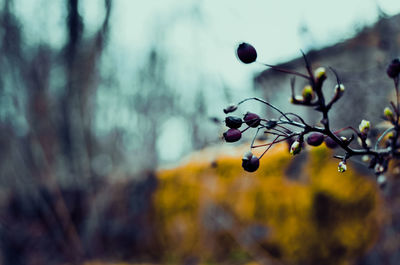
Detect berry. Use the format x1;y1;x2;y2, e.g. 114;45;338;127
306;132;324;146
265;119;278;129
324;136;339;149
386;58;400;78
237;43;257;64
244;112;261;127
225;116;243;129
223;128;242;142
242;154;260;172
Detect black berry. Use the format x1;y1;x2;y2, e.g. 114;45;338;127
242;155;260;172
225;116;243;129
237;43;257;64
387;58;400;78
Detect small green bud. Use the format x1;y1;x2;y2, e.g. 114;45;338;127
302;85;314;102
384;107;394;121
359;120;371;135
314;67;326;81
338;161;347;173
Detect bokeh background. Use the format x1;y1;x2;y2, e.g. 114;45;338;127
1;0;400;264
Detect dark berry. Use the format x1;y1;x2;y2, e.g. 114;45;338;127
324;136;339;149
237;43;257;64
387;58;400;78
265;119;278;129
223;128;242;142
244;112;261;127
242;155;260;172
306;132;324;146
225;116;243;129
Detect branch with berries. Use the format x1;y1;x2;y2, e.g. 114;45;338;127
222;42;400;188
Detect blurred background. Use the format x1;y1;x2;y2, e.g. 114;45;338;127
1;0;400;264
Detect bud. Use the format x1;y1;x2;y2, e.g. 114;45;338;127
290;140;301;155
377;174;387;188
334;84;345;98
223;104;238;114
338;161;347;173
306;132;324;146
237;42;257;64
244;112;261;127
358;120;371;134
386;58;400;79
362;155;370;163
242;151;253;161
242;154;260;172
374;164;385;174
384;107;394;121
358;120;370;135
302;85;314;102
290;95;305;104
223;128;242;143
225;116;243;129
314;67;327;82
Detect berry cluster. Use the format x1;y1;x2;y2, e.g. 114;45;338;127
222;42;400;188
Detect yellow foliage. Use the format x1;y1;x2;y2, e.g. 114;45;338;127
154;142;384;265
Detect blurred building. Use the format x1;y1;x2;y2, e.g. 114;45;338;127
254;13;400;130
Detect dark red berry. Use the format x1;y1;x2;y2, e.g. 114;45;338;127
306;132;324;146
223;128;242;142
244;112;261;127
242;155;260;172
237;43;257;64
387;58;400;78
324;136;339;149
225;116;243;129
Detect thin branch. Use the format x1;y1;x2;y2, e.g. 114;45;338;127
261;63;310;80
238;97;291;121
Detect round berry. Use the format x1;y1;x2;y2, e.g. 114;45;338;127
242;155;259;172
223;128;242;143
306;132;324;146
244;112;261;127
237;43;257;64
225;116;243;129
324;136;339;149
387;58;400;78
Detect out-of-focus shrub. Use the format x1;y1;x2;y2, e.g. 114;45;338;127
155;142;384;265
